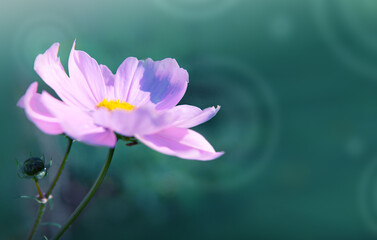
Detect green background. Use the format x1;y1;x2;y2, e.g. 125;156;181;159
2;0;377;239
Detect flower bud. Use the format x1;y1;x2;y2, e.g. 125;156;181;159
21;157;47;179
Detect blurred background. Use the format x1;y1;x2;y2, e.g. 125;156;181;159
1;0;377;239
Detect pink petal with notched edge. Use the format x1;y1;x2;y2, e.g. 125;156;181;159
93;106;179;137
100;64;115;99
114;57;147;105
169;105;221;128
68;41;106;104
34;43;96;110
137;58;188;110
39;91;117;147
113;57;188;109
135;127;224;160
17;82;63;135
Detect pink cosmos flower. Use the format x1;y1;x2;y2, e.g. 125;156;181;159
18;42;223;160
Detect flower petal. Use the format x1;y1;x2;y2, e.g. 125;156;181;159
68;41;106;104
138;58;188;110
17;82;63;135
135;127;224;160
114;58;188;109
93;106;178;137
40;92;117;147
114;57;147;105
169;105;221;128
34;42;96;110
100;64;115;99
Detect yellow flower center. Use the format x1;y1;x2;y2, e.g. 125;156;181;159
97;99;136;111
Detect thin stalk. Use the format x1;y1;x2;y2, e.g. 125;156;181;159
46;138;73;198
28;178;46;239
52;147;116;240
33;178;43;199
27;204;46;240
26;137;73;240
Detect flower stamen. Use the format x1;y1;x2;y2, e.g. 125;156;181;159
97;99;135;111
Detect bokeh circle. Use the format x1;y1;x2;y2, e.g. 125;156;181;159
176;56;280;191
12;14;74;78
313;0;377;79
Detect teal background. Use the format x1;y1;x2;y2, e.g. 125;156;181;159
2;0;377;239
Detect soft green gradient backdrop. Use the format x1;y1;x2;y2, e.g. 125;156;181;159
1;0;377;239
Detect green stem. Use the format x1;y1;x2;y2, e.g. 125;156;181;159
46;138;73;198
27;204;46;240
26;137;73;240
52;147;116;240
28;178;45;240
33;178;43;199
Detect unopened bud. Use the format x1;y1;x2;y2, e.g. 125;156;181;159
21;157;47;179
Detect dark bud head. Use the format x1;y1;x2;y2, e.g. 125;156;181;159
21;157;47;179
